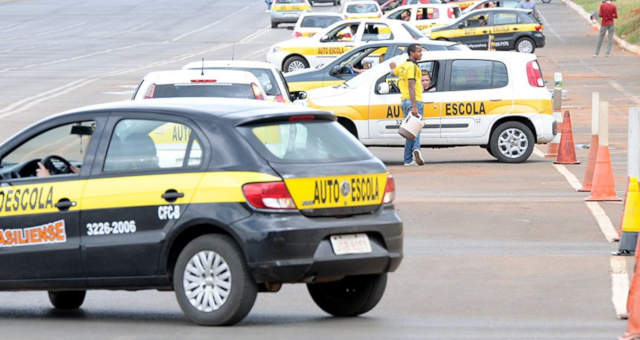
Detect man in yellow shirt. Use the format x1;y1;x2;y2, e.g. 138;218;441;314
390;44;424;166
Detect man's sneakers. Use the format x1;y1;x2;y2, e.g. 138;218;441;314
404;161;417;166
413;149;424;166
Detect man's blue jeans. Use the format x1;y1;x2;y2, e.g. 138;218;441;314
401;99;423;164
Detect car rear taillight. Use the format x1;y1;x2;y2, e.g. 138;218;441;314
535;25;542;32
275;94;286;103
526;60;544;87
251;82;265;100
191;79;216;83
294;31;303;38
242;182;296;210
448;8;454;18
143;83;156;99
383;175;395;204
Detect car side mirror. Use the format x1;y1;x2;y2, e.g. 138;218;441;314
458;23;465;29
330;65;342;75
320;35;330;42
294;91;308;101
377;82;390;94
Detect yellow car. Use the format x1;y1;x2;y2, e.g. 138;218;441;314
430;8;545;53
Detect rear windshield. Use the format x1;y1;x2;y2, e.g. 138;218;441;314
153;84;255;99
244;121;372;163
347;4;378;13
518;12;539;24
301;16;342;28
200;67;281;97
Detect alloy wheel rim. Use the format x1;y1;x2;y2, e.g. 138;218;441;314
497;128;528;158
183;250;231;312
288;60;306;72
518;40;533;53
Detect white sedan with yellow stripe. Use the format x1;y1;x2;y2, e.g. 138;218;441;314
383;3;461;33
304;50;556;162
341;1;383;19
267;18;425;73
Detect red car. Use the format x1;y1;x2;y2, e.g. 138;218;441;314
380;0;442;13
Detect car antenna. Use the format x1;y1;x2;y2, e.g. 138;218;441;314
201;57;205;76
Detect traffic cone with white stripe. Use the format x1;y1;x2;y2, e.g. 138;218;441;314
554;111;580;164
614;178;640;256
586;102;621;201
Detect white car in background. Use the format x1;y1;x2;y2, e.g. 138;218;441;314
342;1;383;19
384;3;461;33
182;60;292;103
267;19;425;72
132;69;266;101
293;13;343;38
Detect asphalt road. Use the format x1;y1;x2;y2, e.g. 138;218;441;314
0;0;638;338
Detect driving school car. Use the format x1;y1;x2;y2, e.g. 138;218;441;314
267;19;424;73
342;1;383;19
384;4;461;33
429;8;545;53
285;39;468;94
271;0;312;28
304;51;555;163
0;98;401;326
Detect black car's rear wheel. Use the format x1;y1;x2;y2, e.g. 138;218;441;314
515;37;535;53
173;234;257;326
48;290;86;310
307;273;387;317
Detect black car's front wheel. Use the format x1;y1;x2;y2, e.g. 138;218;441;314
48;290;86;310
307;273;387;317
173;234;257;326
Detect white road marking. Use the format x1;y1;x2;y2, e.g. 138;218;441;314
552;163;583;191
608;80;640;105
611;256;630;319
585;202;620;242
533;147;546;158
171;6;249;42
31;22;87;38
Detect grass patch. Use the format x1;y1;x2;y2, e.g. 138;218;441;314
571;0;640;44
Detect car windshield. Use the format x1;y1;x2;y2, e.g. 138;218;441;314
244;121;372;163
153;84;255;99
301;16;342;28
347;4;378;13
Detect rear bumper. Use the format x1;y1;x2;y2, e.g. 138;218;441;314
532;113;556;143
231;205;403;283
271;11;305;24
532;32;545;48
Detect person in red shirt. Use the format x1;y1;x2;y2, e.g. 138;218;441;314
594;0;618;57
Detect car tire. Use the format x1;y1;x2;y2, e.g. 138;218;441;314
271;21;278;28
489;121;534;163
173;234;257;326
515;37;535;53
333;0;338;5
307;273;387;317
283;55;309;73
48;290;86;310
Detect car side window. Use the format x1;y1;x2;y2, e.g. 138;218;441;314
418;61;438;92
103;119;202;173
0;121;95;179
449;59;508;91
322;23;359;42
464;13;489;27
492;12;517;25
375;61;438;95
362;24;393;42
417;7;439;20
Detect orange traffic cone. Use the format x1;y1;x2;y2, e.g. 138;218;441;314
620;236;640;339
578;135;599;191
545;111;562;158
615;178;640;255
554;111;580;164
586;145;621;201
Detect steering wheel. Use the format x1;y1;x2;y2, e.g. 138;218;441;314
41;155;73;175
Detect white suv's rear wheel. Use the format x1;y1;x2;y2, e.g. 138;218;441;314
489;121;534;163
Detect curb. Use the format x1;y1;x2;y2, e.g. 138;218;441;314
561;0;640;56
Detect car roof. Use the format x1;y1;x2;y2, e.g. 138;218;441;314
58;98;333;125
415;49;537;62
142;69;260;85
182;60;276;71
355;38;457;48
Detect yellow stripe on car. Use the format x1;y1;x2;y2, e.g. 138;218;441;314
284;173;388;209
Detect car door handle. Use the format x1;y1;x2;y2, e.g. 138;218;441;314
490;99;501;101
482;30;488;34
162;190;184;203
55;198;76;211
513;28;518;31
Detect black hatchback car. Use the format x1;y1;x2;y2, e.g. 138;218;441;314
0;98;402;325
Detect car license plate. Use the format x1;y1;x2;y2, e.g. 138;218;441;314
330;234;371;255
